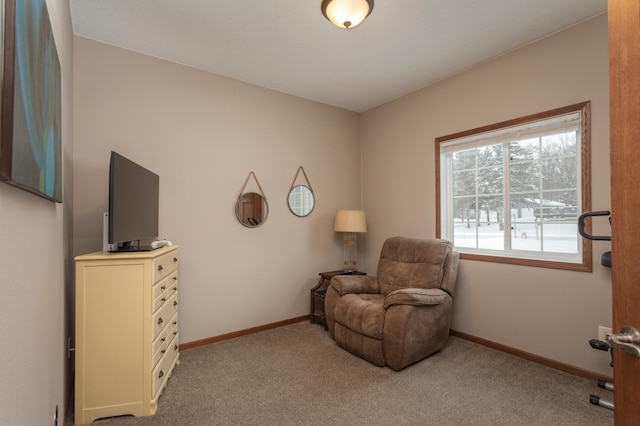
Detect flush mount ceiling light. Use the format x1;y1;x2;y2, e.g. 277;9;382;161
321;0;374;29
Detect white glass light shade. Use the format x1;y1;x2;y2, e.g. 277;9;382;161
322;0;373;29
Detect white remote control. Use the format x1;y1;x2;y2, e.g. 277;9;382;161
151;239;173;249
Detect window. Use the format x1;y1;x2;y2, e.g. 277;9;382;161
436;102;591;271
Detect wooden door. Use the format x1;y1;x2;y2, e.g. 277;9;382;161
609;1;640;423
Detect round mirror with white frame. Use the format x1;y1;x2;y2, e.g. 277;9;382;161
288;185;315;217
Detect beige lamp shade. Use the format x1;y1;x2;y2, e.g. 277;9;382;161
334;210;367;233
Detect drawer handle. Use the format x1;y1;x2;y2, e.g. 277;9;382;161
173;286;177;292
173;257;178;263
158;370;164;379
161;337;166;342
173;301;178;307
173;277;177;281
173;331;177;336
158;317;163;325
173;321;177;325
174;344;178;351
161;349;166;354
158;265;163;272
161;285;166;290
161;297;166;303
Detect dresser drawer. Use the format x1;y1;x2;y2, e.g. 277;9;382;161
152;276;168;300
152;251;179;283
167;272;178;295
169;335;179;361
153;333;179;398
152;293;177;339
167;312;178;342
152;289;168;314
152;329;168;366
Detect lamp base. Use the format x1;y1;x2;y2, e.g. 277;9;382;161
342;235;358;273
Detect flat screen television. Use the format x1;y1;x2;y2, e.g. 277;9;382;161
107;151;159;252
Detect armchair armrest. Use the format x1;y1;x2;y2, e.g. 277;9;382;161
330;275;380;296
384;288;449;309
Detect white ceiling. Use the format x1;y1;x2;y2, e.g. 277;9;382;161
69;0;607;113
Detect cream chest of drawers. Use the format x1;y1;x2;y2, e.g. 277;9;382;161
74;246;179;425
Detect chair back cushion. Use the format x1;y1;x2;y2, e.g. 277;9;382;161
377;237;453;295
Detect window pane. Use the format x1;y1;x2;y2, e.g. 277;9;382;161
453;198;477;248
510;220;541;251
477;196;504;250
510;192;537;221
543;190;577;211
542;156;577;190
510;138;540;161
478;165;503;194
453;170;476;196
453;197;476;222
510;160;540;193
453;149;477;170
540;222;579;254
478;144;503;167
477;196;503;224
540;132;577;191
453;223;477;249
541;132;576;158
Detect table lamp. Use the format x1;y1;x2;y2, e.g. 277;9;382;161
334;210;367;272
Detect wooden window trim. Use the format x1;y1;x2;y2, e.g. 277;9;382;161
435;101;592;272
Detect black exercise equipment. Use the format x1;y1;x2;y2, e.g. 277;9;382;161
580;210;613;410
587;338;614;410
577;210;611;267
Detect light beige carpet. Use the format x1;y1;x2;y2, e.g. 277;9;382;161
79;321;613;426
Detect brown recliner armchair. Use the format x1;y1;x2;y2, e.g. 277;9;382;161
325;236;459;370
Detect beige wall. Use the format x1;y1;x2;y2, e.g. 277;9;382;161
360;15;612;376
73;37;361;343
0;0;74;424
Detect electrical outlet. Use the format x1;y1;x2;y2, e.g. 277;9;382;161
598;326;612;341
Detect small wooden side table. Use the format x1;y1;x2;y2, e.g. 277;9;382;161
310;270;366;330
